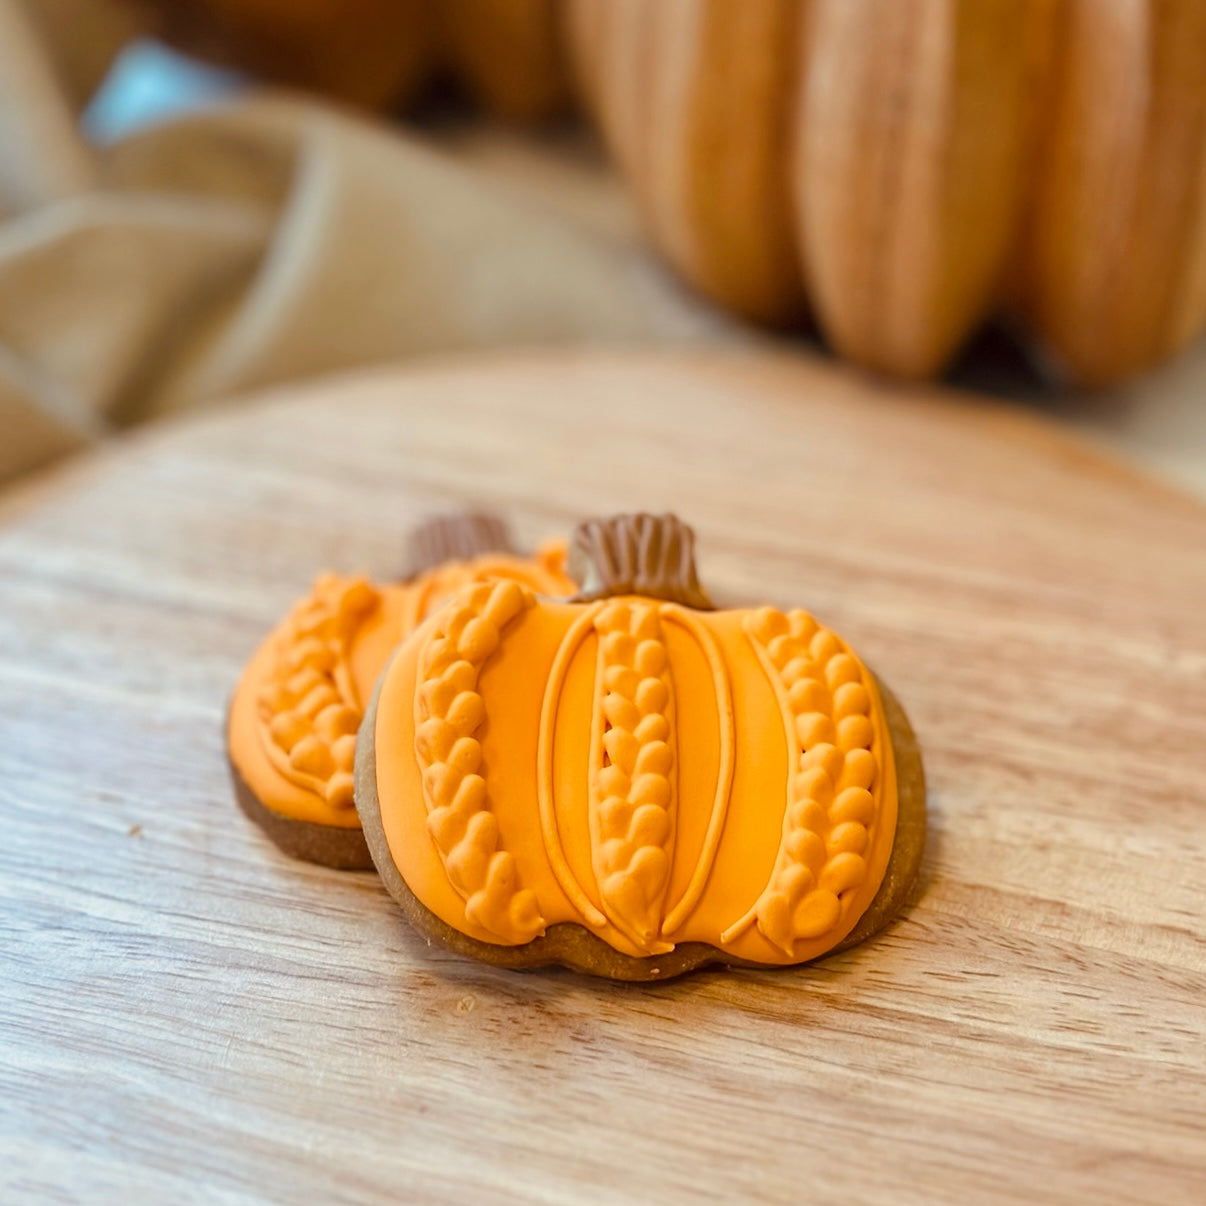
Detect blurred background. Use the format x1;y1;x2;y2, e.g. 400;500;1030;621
2;0;1205;497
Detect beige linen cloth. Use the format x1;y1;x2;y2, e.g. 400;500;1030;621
0;0;730;485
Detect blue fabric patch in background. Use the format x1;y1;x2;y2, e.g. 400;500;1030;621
84;40;246;144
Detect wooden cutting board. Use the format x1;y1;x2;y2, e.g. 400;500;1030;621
2;351;1203;1204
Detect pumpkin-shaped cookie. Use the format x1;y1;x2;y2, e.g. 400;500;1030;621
358;514;925;978
228;514;576;869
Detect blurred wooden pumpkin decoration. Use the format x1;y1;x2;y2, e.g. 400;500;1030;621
440;0;571;121
140;0;569;119
568;0;1206;386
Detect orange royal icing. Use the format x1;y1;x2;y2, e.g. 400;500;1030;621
373;589;899;964
228;544;575;828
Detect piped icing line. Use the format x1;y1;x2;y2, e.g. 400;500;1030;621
256;573;381;811
721;608;880;954
587;600;676;955
536;603;609;930
414;580;545;945
657;604;735;938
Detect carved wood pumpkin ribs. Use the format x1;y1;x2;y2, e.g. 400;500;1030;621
359;514;926;977
567;0;1206;386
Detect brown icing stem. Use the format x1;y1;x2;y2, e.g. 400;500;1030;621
407;512;514;576
569;513;713;610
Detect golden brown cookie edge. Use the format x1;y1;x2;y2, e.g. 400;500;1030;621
229;735;374;871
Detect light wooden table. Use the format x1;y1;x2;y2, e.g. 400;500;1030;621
2;351;1203;1204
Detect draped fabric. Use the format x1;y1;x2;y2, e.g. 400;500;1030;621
0;0;732;483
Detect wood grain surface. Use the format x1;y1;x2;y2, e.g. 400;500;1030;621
1;350;1203;1204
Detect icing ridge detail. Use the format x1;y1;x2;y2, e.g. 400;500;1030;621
589;600;676;954
414;580;545;944
723;608;879;954
257;574;380;810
